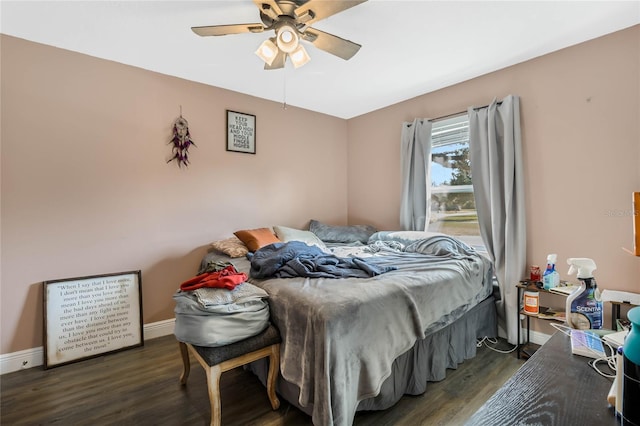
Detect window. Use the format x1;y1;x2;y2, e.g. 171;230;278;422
428;114;484;250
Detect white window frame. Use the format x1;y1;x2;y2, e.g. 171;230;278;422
428;114;484;251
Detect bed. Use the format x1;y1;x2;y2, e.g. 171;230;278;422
197;228;497;426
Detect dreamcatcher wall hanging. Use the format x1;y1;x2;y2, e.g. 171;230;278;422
167;108;196;168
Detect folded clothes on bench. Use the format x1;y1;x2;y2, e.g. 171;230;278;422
180;265;247;291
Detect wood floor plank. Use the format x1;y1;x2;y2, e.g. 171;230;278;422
1;335;524;425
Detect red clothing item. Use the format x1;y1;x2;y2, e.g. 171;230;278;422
179;265;247;292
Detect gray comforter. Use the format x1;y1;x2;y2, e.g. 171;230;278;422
202;235;493;426
249;241;396;279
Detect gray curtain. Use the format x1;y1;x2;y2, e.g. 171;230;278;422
468;95;526;345
400;119;432;231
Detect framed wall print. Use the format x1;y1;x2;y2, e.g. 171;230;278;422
43;270;143;369
634;191;639;256
227;110;256;154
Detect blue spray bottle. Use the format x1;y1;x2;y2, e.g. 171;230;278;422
543;254;560;290
565;258;603;330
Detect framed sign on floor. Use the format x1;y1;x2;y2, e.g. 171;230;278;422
43;270;143;369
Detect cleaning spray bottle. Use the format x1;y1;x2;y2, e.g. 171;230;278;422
565;258;603;330
543;254;560;290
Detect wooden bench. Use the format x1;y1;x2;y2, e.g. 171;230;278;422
178;324;281;426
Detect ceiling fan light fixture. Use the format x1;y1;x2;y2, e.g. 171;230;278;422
276;24;299;53
255;38;278;65
290;44;311;68
192;0;367;70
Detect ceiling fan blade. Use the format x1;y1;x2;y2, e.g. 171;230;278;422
192;23;265;37
264;50;286;70
301;27;361;60
253;0;284;21
294;0;368;25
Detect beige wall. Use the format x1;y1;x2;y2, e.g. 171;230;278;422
0;35;348;354
348;25;640;333
2;26;639;356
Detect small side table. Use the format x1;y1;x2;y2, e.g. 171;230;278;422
516;282;631;359
515;281;568;359
610;301;634;330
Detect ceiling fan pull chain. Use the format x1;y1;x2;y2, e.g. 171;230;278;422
282;65;287;110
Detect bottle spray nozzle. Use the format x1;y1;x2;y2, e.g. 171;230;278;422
566;258;597;279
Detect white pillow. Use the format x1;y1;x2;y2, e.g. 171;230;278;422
273;225;328;250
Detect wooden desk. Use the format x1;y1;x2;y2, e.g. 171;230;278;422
466;332;618;425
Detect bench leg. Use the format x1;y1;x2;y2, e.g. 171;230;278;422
205;365;223;426
179;340;280;424
266;344;280;410
178;341;190;385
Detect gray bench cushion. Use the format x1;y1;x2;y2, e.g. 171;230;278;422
191;324;281;366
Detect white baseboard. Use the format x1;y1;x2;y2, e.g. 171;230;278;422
497;325;552;346
0;318;175;375
142;318;175;341
0;346;44;375
527;329;552;346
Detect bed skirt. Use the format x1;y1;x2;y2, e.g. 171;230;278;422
248;295;497;420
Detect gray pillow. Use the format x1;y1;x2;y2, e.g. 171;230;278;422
309;219;377;244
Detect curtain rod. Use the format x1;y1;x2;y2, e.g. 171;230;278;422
431;101;503;123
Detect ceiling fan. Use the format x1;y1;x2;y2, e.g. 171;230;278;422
192;0;367;69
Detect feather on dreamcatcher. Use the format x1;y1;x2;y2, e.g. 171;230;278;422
167;115;196;168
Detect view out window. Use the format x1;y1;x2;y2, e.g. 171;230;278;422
428;114;484;250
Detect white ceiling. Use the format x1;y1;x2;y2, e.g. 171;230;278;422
1;1;639;119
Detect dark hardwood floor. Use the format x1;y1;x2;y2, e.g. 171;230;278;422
1;335;524;425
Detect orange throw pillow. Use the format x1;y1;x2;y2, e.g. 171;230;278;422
234;228;281;252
